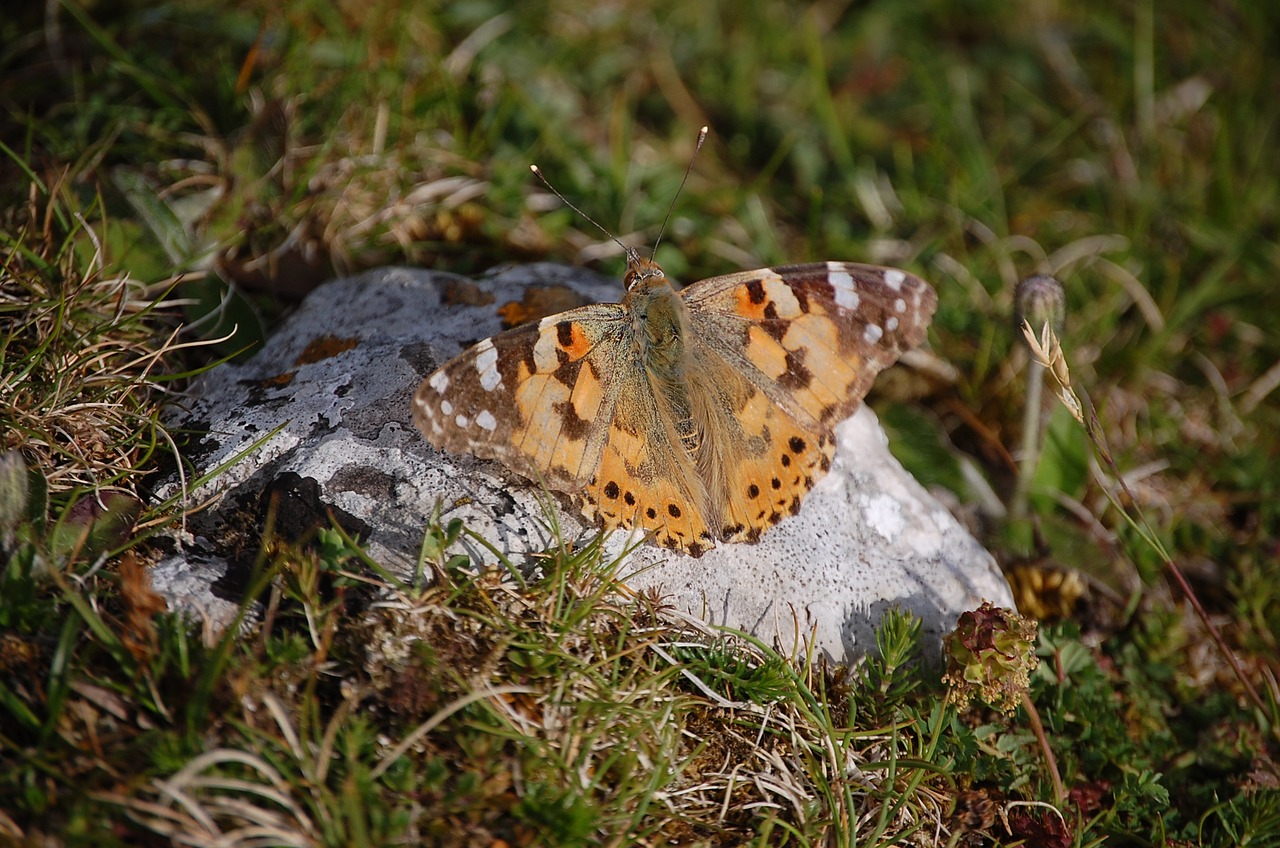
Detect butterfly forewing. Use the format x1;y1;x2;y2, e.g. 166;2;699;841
413;302;630;490
680;262;937;429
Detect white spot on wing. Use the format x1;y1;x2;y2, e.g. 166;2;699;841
455;414;469;428
894;298;907;313
886;316;899;331
474;339;502;392
428;370;449;393
440;400;453;415
884;269;906;291
863;323;884;343
762;276;803;317
826;262;859;310
476;410;497;431
533;317;562;371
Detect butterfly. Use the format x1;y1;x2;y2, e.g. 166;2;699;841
412;248;937;557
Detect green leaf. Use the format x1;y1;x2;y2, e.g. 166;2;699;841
177;274;266;359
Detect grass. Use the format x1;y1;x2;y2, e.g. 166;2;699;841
3;0;1279;844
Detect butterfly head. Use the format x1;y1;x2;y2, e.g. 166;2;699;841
623;249;670;293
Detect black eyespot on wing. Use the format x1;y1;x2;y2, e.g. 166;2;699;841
667;503;682;519
603;480;620;499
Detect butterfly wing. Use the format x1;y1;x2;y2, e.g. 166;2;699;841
413;304;629;492
413;301;717;553
576;364;717;556
682;262;937;427
679;262;937;544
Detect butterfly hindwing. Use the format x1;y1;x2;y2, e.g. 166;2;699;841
678;340;837;545
579;373;716;555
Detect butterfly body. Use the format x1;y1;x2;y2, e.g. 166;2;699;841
414;254;936;557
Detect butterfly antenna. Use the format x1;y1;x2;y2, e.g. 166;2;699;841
529;164;638;263
651;125;708;260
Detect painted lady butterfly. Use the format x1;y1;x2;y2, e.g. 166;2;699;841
413;247;937;557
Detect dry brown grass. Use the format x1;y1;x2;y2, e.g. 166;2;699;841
1;180;197;498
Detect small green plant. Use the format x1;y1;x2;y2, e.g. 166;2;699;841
943;602;1039;718
1023;317;1275;733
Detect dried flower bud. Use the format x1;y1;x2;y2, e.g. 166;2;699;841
1015;274;1066;340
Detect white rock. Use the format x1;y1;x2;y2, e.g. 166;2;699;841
157;264;1013;663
